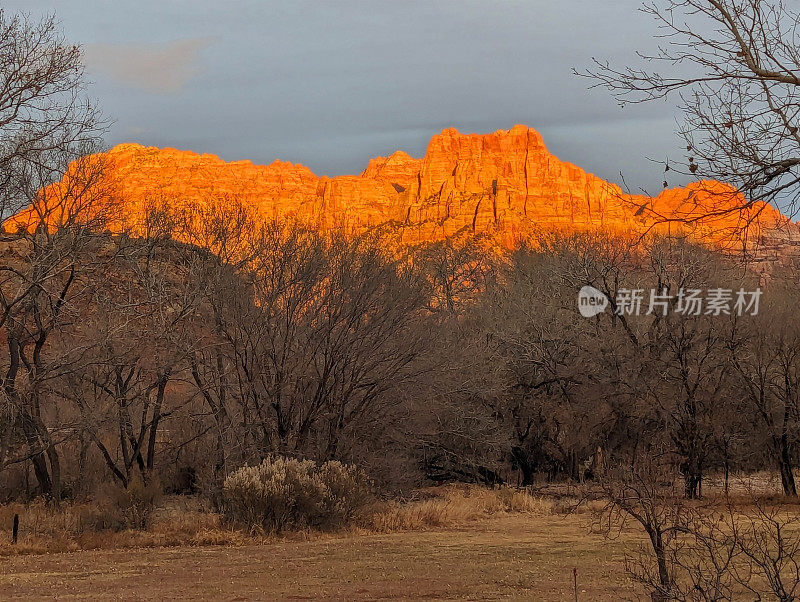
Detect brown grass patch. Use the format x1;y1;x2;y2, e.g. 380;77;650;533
362;484;552;532
0;496;246;556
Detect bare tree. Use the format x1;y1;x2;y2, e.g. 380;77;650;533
580;0;800;220
0;11;107;499
489;241;603;484
65;233;202;488
0;155;112;500
410;233;499;315
176;196;262;497
729;275;800;496
0;11;104;221
595;451;690;601
596;456;800;601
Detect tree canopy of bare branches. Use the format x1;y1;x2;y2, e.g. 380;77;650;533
0;10;104;221
580;0;800;219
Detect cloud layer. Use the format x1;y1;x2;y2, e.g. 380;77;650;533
7;0;688;193
84;37;214;94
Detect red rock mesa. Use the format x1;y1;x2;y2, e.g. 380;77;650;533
7;125;798;254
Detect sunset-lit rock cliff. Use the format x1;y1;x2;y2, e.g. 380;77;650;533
7;125;798;254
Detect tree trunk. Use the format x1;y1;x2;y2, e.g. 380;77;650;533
778;439;797;496
683;470;701;500
29;453;52;498
681;448;703;499
568;449;580;482
778;408;797;496
511;447;535;486
18;412;54;499
649;528;672;602
45;444;61;504
146;374;169;474
724;455;730;496
5;337;55;499
77;436;89;495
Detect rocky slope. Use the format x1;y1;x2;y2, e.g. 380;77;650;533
6;125;799;254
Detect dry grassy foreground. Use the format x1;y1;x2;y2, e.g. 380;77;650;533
5;481;798;600
0;512;634;601
0;486;639;600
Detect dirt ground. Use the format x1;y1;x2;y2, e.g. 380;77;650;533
0;513;636;601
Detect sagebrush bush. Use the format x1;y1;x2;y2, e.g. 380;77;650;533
221;457;371;532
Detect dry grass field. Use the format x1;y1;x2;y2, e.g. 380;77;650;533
0;513;636;600
0;485;642;600
2;480;797;601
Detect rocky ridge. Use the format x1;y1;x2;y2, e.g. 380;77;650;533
7;125;799;256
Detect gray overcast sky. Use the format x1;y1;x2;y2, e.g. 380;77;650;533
7;0;688;193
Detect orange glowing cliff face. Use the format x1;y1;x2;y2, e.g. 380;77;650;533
6;125;799;253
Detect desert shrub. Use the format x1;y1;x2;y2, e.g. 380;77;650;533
221;457;372;533
317;460;374;526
